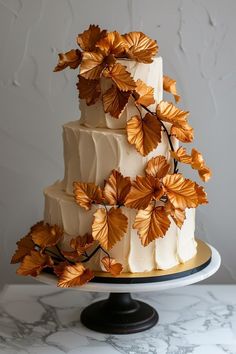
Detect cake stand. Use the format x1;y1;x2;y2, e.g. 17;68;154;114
38;241;221;334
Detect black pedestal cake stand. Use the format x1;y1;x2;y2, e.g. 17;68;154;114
38;240;220;334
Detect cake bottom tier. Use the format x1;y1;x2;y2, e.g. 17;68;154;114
44;181;197;273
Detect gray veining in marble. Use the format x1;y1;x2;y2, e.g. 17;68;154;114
0;285;236;353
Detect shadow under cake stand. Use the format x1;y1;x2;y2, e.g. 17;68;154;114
38;240;221;334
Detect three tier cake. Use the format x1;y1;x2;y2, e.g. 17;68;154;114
11;25;211;287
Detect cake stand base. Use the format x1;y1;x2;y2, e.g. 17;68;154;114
81;292;158;334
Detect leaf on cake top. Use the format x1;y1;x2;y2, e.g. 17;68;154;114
31;223;63;250
57;263;94;287
54;49;82;72
16;251;54;277
163;75;180;103
102;85;131;118
73;182;104;210
133;79;155;107
92;207;128;251
79;51;106;79
126;113;162;156
77;76;101;105
133;204;170;246
125;175;164;210
145;156;170;179
96;31;128;56
124;31;158;63
101;256;123;276
77;25;107;52
103;170;131;206
103;63;136;91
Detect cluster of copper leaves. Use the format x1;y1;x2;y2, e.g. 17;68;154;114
54;24;158;118
11;221;123;287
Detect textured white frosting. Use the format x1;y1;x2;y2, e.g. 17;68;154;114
62;121;178;195
44;181;197;272
79;57;163;129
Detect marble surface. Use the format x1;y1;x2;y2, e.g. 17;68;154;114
0;285;236;353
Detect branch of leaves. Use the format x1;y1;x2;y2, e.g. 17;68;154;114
124;155;208;246
73;169;131;251
11;221;123;287
126;100;194;158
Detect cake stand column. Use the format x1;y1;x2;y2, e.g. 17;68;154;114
80;292;159;334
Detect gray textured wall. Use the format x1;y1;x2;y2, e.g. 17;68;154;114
1;0;235;286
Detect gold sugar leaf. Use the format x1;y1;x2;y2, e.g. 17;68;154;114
163;75;180;102
134;79;155;107
124;31;158;63
16;251;54;277
103;63;136;91
102;85;130;118
101;257;123;276
104;170;131;206
126;113;162;156
77;76;101;105
162;174;199;209
145;156;170;179
57;263;94;287
125;175;164;210
73;182;104;210
133;204;170;246
92;207;128;251
54;49;82;72
77;24;107;51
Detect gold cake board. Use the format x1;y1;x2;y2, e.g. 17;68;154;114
91;239;211;284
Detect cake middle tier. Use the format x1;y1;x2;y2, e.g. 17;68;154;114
62;121;178;195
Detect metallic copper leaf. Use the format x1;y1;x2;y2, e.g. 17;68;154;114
31;224;63;250
54;49;82;72
53;261;68;277
191;148;212;182
11;233;34;264
104;170;131;206
145;156;170;179
195;183;208;205
171;124;194;143
102;85;130;118
96;31;128;56
126;113;162;156
101;256;123;276
163;75;180;102
80;51;105;79
103;63;136;91
165;200;186;229
16;251;54;277
92;207;128;251
170;147;192;164
156;101;189;128
162;174;199;209
77;75;101;105
134;79;155;107
73;182;104;210
57;263;94;287
124;31;158;63
77;25;107;51
62;234;94;261
133;204;170;246
198;166;212;182
70;233;94;255
125;175;164;210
